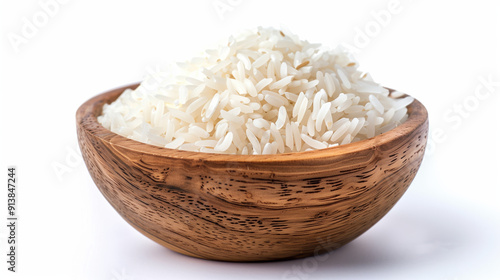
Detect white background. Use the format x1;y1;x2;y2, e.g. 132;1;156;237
1;0;499;279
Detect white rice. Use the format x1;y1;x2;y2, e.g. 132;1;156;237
98;26;413;155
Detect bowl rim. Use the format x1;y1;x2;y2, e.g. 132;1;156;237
76;83;428;163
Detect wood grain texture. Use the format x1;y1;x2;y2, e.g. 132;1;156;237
76;83;428;262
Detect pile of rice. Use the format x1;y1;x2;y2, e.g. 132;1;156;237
98;27;413;155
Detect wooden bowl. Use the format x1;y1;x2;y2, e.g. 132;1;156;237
76;83;428;262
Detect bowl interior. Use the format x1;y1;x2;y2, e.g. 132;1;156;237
78;83;428;163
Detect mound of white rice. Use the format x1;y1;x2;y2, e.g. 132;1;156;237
98;27;413;155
